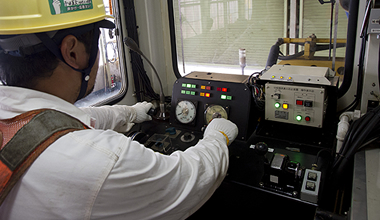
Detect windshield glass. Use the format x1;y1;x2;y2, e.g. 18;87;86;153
171;0;348;77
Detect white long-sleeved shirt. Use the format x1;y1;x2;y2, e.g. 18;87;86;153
0;86;229;220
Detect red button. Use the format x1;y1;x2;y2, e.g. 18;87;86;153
222;88;228;92
296;100;303;105
305;116;311;121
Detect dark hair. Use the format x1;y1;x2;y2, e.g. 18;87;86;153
0;30;93;89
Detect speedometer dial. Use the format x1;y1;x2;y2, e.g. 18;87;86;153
175;100;196;124
204;105;228;124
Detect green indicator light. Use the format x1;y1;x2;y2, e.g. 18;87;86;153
227;96;232;100
191;91;196;95
186;91;191;95
221;95;227;100
274;102;281;108
181;90;186;94
182;83;187;87
187;84;192;88
192;84;196;88
296;115;302;121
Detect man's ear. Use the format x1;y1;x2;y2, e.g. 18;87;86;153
60;35;88;70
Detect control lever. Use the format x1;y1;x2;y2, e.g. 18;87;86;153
147;108;158;117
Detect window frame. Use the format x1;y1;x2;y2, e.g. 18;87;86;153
75;0;128;107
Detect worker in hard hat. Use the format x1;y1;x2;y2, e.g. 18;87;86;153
0;1;238;219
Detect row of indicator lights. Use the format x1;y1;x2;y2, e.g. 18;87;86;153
199;93;232;100
274;102;288;109
217;87;228;92
181;90;196;95
183;83;229;92
275;102;311;121
275;101;313;109
200;85;228;92
182;83;197;89
271;75;293;80
201;85;212;90
221;95;232;100
200;92;211;98
181;90;232;100
296;115;311;122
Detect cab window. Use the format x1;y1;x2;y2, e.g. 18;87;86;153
75;0;126;107
170;0;348;76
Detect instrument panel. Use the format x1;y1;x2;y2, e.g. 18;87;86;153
169;71;259;141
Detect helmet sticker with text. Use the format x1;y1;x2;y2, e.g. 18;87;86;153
49;0;93;15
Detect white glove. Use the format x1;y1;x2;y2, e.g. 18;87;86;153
131;101;154;123
203;118;238;146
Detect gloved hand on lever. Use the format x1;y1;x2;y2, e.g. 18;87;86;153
131;101;154;123
203;118;238;146
80;101;154;132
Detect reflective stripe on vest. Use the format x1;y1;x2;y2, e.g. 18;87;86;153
0;109;89;205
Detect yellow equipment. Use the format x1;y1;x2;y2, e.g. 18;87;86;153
278;34;346;75
0;0;113;34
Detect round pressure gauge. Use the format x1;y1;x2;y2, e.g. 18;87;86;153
204;105;228;124
175;100;197;124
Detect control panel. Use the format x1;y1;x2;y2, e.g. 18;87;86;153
127;69;335;219
170;71;259;141
265;83;327;128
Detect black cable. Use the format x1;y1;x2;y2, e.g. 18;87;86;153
338;0;360;98
315;43;346;51
123;0;160;102
332;105;380;179
337;0;372;113
313;148;332;170
278;51;305;60
336;31;368;115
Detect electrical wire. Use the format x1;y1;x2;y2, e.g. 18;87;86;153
123;0;161;103
313;148;332;170
247;71;265;111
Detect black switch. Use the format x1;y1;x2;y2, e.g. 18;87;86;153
306;181;316;191
308;172;318;181
304;101;313;107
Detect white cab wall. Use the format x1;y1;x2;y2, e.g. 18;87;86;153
117;0;176;106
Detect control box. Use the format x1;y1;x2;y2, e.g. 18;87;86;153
262;65;337;128
265;83;327;128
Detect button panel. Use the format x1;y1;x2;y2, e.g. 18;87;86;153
265;83;326;128
301;169;321;203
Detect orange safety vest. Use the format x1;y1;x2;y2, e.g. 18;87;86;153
0;109;89;205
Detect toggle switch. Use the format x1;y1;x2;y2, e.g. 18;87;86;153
272;93;281;99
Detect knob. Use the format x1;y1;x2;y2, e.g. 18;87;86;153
254;142;268;155
180;132;195;143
